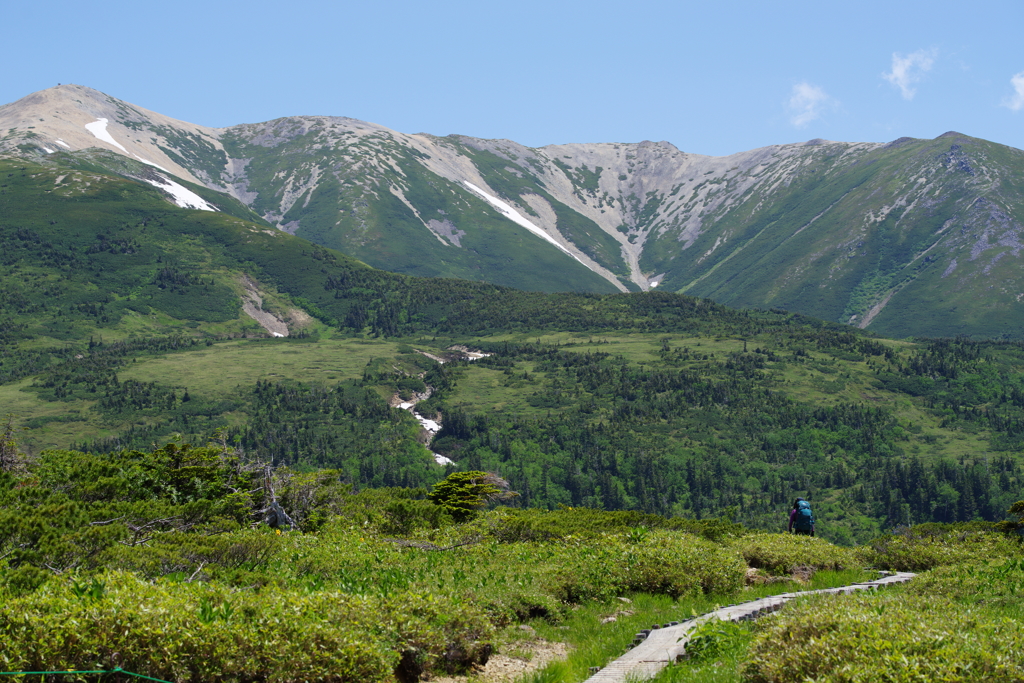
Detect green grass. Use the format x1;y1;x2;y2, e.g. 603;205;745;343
449;362;554;417
3;336;448;453
521;569;877;683
116;337;415;397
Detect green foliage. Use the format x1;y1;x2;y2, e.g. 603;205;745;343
543;531;747;603
477;507;745;544
742;591;1024;682
996;499;1024;535
0;571;493;682
858;524;1020;571
69;576;106;603
0;442;263;577
5;442;1019;681
906;557;1024;607
730;533;859;575
0;413;27;473
741;528;1024;682
684;618;750;662
428;470;516;522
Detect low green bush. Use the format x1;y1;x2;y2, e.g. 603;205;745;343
0;571;493;682
742;591;1024;682
730;533;859;575
683;617;750;662
546;531;746;602
906;556;1024;607
857;528;1020;571
475;507;746;543
0;572;393;682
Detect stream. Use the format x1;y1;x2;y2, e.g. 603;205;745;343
394;347;491;466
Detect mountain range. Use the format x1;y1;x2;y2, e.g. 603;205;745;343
3;84;1024;338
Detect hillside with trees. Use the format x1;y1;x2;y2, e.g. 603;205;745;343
2;154;1023;544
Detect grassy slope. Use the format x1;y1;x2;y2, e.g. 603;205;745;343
219;126;619;294
648;136;1024;338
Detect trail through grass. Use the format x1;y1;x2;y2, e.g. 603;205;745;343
519;569;874;683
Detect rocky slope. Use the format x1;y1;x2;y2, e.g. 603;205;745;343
4;85;1024;336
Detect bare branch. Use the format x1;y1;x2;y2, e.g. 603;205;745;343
261;465;297;531
90;516;128;526
186;562;207;583
0;543;28;562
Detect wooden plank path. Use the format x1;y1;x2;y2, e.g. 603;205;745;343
582;571;917;683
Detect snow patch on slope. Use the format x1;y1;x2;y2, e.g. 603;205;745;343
84;118;174;175
84;118;127;153
140;173;218;211
462;181;589;267
134;153;171;173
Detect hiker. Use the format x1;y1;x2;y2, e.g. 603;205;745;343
789;498;815;536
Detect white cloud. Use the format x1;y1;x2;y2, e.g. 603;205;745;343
882;48;938;100
1003;71;1024;112
788;82;832;128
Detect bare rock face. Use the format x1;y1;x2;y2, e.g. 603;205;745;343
5;84;1024;337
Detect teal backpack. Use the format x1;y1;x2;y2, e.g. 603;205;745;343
794;500;814;531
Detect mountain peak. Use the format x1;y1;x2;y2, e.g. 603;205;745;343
0;84;218;185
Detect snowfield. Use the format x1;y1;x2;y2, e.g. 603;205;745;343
139;173;218;212
397;400;452;465
462;181;589;267
84;118;172;174
134;153;171;173
84;118;128;153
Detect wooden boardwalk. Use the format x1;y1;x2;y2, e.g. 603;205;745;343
582;571;917;683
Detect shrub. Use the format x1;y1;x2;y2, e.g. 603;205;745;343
684;617;749;662
0;572;395;682
857;528;1020;571
383;592;494;677
428;471;517;522
730;533;859;575
906;556;1024;607
995;500;1024;536
0;571;494;682
473;507;746;543
546;531;746;602
742;591;1024;682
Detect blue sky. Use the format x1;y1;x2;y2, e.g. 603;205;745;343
5;0;1023;156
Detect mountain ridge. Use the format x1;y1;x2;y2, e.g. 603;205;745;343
4;85;1024;337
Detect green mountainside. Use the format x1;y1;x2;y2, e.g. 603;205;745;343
1;153;1022;545
4;86;1024;337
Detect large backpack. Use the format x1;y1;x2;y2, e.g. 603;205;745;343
794;500;814;531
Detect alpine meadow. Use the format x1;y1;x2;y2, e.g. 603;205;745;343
0;85;1022;683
